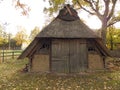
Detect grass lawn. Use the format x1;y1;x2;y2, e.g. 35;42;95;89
0;59;120;90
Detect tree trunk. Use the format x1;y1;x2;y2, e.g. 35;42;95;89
101;18;120;58
101;18;108;45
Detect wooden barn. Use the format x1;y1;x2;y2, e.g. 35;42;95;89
18;4;110;73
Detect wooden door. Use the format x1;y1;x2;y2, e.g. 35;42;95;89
51;39;88;73
51;39;69;73
69;39;88;73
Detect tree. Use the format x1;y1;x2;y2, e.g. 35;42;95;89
107;26;120;50
13;0;30;16
0;24;8;46
29;27;40;41
107;26;116;50
13;0;120;44
44;0;120;44
14;27;28;46
0;25;3;45
77;0;120;44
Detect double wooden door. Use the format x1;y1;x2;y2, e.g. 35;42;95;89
51;39;88;73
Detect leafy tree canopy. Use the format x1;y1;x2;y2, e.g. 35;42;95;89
107;26;120;50
14;0;120;44
14;27;28;45
29;27;40;41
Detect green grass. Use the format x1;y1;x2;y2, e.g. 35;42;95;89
0;59;120;90
0;50;22;60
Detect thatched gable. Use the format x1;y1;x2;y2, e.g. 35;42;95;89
18;4;112;73
57;4;79;21
18;4;110;60
36;19;100;38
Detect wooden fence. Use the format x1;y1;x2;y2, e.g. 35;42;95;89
0;50;22;62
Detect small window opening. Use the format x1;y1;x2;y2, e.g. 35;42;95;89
40;43;50;50
88;47;96;52
37;41;50;54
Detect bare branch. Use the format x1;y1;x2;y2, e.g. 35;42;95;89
96;0;100;11
103;0;110;17
107;16;120;27
92;0;102;18
108;21;118;27
76;0;95;15
107;0;117;21
83;0;102;20
84;0;96;11
15;0;30;16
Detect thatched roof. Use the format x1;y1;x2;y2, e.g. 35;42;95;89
18;4;111;59
36;4;99;39
57;4;79;21
36;19;100;38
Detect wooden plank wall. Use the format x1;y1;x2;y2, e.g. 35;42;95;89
51;39;69;73
51;39;88;73
69;39;87;72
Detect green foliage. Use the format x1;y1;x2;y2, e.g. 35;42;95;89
14;28;28;46
0;24;28;49
0;37;4;45
0;59;120;89
0;25;8;46
44;0;120;44
29;27;40;41
13;0;120;44
44;0;65;15
106;26;120;50
0;25;3;45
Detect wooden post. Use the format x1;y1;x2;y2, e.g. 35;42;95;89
2;51;4;62
0;52;2;63
12;51;14;59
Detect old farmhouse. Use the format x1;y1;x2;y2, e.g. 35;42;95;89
18;4;110;73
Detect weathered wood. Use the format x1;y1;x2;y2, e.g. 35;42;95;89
110;50;120;58
0;51;21;61
51;39;69;73
51;39;88;73
69;39;88;72
79;40;88;71
95;39;110;56
18;5;110;74
36;39;51;55
18;38;39;59
27;40;41;57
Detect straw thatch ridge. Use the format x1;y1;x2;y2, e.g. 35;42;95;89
57;4;79;21
36;18;100;39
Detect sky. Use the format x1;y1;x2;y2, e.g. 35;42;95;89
0;0;49;35
0;0;119;36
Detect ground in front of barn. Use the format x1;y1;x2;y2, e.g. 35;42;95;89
0;58;120;90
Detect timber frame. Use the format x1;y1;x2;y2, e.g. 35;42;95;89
18;4;110;73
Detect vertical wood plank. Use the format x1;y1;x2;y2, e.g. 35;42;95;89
79;40;88;71
70;39;88;72
51;39;88;73
51;39;69;73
